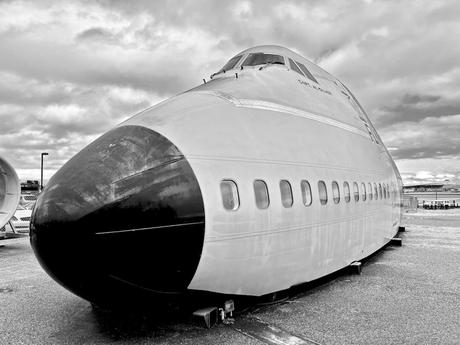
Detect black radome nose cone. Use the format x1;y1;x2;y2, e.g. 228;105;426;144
30;125;205;304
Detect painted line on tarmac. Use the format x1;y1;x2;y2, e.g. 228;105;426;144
231;316;321;345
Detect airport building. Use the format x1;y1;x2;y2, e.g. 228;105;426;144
403;183;460;209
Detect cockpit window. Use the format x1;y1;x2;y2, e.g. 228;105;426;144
296;61;319;84
219;55;243;73
289;58;303;75
242;53;285;67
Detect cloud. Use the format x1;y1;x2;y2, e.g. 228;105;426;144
381;114;460;160
400;94;441;105
0;0;459;186
75;27;118;43
398;165;460;186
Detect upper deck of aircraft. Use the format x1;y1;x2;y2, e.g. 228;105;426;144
212;45;332;82
189;45;383;147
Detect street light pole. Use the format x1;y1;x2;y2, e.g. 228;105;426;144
40;152;49;191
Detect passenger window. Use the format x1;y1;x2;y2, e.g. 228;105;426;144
343;182;351;203
383;184;387;199
280;180;293;208
361;182;367;201
242;53;285;67
374;183;378;200
220;180;240;211
296;61;319;84
387;184;390;199
254;180;270;209
368;183;373;200
353;182;359;202
289;58;303;75
379;183;382;199
318;181;328;205
332;181;340;204
301;180;312;206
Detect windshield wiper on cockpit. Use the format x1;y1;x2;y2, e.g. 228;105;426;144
210;70;223;79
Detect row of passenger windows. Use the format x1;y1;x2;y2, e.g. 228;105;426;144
220;179;396;211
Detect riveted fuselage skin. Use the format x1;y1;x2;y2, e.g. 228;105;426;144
31;45;402;305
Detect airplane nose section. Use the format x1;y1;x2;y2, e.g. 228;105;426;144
30;125;205;303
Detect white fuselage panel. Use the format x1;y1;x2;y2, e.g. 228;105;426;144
122;58;402;296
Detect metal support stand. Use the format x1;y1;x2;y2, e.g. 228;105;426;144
349;261;362;275
193;307;218;329
193;299;235;328
8;220;17;234
390;237;402;246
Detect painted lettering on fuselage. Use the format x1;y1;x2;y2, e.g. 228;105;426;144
297;79;332;95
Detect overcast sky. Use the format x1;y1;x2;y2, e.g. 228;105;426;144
0;0;459;185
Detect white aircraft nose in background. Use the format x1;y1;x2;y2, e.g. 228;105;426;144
0;156;21;235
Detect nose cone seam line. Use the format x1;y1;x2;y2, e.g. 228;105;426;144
94;221;205;235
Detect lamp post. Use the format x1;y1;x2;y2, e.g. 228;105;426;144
40;152;49;191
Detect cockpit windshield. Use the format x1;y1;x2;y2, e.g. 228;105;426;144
242;53;285;67
218;55;243;74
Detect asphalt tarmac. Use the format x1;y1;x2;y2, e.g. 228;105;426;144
1;209;459;345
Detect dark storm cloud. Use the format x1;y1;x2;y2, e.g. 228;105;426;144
377;104;460;128
374;93;459;127
383;93;443;116
401;94;442;105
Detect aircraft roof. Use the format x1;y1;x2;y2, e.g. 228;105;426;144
234;45;334;80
